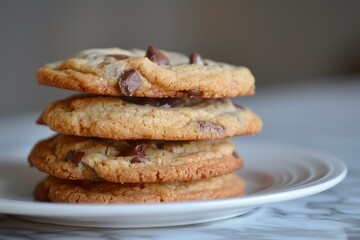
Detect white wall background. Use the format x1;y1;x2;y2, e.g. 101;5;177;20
1;0;360;116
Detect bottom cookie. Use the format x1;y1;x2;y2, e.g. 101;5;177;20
34;174;245;204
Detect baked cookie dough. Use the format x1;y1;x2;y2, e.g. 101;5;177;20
37;46;255;98
37;95;262;140
29;134;243;183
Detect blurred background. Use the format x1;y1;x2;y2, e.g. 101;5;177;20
0;0;360;117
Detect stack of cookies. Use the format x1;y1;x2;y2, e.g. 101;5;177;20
29;46;262;203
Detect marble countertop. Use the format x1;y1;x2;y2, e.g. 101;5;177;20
1;81;359;239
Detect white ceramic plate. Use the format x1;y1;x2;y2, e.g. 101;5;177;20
0;137;347;228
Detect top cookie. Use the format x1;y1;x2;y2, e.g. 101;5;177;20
37;46;255;98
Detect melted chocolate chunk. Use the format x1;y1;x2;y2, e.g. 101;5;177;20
189;52;205;65
118;144;144;157
197;121;225;133
107;54;129;60
65;150;85;166
122;97;184;107
182;89;202;98
130;155;147;164
118;144;147;164
119;70;141;96
145;46;170;65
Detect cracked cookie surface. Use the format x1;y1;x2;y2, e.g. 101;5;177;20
37;95;262;140
34;174;245;203
37;47;255;98
29;135;243;183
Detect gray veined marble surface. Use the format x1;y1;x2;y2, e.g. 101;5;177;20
0;80;359;239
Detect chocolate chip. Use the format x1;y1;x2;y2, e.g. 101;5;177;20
121;97;184;107
119;69;141;96
117;144;147;164
106;54;129;60
65;150;85;166
232;151;240;158
130;155;147;164
118;144;144;157
182;89;202;98
145;46;170;65
197;121;225;133
189;52;205;65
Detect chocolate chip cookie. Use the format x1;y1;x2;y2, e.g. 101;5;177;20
37;46;255;98
34;174;245;203
37;95;262;140
29;135;243;183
